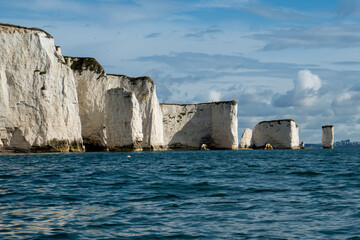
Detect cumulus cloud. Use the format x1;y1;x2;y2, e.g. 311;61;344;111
296;70;321;91
207;90;221;102
272;70;322;107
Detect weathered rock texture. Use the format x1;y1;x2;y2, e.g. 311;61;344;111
107;74;164;150
0;24;83;152
322;125;334;149
65;57;108;151
161;101;238;150
252;119;299;149
1;23;239;152
239;128;253;149
105;88;143;151
65;56;164;151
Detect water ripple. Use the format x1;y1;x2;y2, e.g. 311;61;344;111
0;149;359;239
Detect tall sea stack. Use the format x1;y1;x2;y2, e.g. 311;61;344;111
252;119;299;149
322;125;334;149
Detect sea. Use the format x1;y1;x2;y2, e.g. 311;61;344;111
0;149;360;240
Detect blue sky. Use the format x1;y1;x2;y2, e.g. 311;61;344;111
1;0;360;143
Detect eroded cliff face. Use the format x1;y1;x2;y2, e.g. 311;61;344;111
106;74;164;150
105;88;143;151
66;58;164;151
1;23;239;152
252;119;299;149
0;24;83;152
161;101;238;150
65;57;109;151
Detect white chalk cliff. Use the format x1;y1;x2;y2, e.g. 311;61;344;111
161;102;238;150
68;56;238;151
65;57;109;150
0;23;239;152
252;119;299;149
105;88;143;151
0;24;83;152
107;74;164;150
65;56;164;151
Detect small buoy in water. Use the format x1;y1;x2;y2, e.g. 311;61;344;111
127;155;131;158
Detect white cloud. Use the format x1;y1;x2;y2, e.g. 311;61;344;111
207;90;221;102
272;70;322;107
296;69;321;91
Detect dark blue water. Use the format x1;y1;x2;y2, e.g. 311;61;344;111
1;149;360;239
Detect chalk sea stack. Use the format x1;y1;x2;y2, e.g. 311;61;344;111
252;119;300;149
239;128;252;149
161;101;239;150
322;125;334;149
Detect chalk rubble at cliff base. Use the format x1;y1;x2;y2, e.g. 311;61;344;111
0;23;238;152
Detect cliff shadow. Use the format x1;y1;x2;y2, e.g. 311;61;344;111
166;107;214;150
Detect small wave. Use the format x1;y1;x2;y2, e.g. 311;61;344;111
60;194;86;202
43;173;61;178
129;233;205;239
51;228;64;232
178;201;196;207
87;222;127;229
335;172;357;177
207;193;228;197
109;181;129;185
163;203;180;208
163;234;206;239
131;194;181;202
115;207;134;214
347;236;360;240
0;174;17;179
32;179;48;184
193;181;211;187
349;212;360;218
289;171;322;176
264;170;278;174
34;232;78;239
244;187;288;193
210;201;238;205
0;191;22;198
